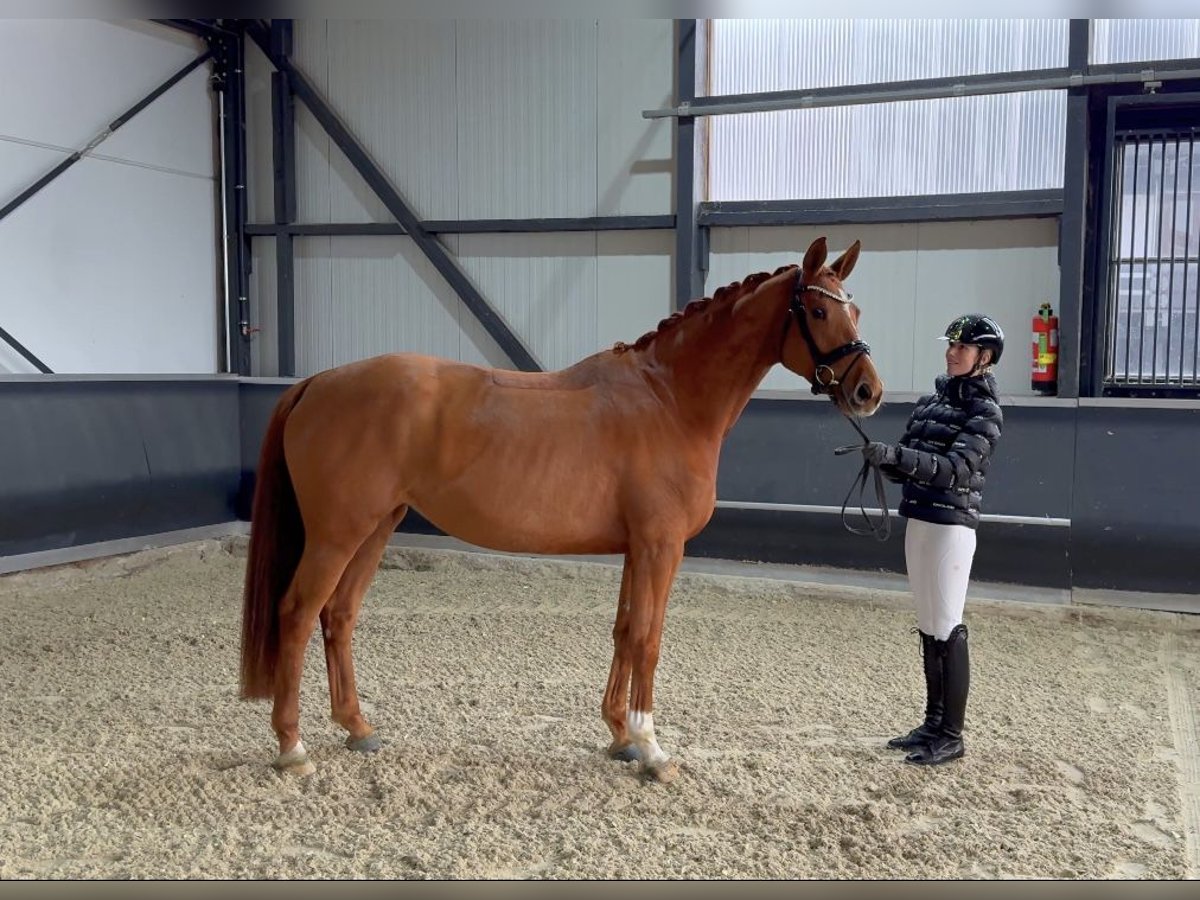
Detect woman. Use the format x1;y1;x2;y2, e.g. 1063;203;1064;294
860;314;1005;766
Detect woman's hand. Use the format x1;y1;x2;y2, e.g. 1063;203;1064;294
862;441;897;467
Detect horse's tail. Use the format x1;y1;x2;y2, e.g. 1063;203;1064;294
239;378;313;700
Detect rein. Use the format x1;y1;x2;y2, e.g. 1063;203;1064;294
781;269;890;540
833;413;892;542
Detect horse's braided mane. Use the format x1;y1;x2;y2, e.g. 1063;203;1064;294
611;264;796;354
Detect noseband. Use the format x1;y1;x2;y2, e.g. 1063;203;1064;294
782;270;872;396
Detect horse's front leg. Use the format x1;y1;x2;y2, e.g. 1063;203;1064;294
605;539;683;783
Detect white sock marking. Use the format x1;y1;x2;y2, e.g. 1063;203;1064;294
627;711;670;767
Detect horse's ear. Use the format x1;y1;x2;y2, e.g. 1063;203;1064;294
829;240;861;281
802;237;828;280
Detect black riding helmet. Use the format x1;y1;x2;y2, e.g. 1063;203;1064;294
939;314;1005;365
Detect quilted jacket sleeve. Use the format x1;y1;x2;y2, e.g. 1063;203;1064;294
891;398;1003;489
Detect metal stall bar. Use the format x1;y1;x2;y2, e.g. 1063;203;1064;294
245;22;540;373
1188;135;1198;385
1138;137;1153;384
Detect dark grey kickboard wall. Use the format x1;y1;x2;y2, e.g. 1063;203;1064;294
1;377;1196;595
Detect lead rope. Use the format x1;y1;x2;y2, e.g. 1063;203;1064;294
833;413;892;541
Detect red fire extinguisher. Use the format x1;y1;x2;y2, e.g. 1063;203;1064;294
1032;302;1058;394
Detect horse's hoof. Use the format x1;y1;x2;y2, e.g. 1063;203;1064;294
273;741;317;776
607;741;642;763
275;757;317;776
346;733;382;754
644;758;680;784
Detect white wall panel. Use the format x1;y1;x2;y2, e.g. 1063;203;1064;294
456;21;598;219
325;20;458;222
596;20;674;217
707;219;1058;397
250;20;677;375
264;20;1058;393
596;231;674;352
293;235;472;376
911;219;1059;399
291;20;460;224
248;237;278;377
282;230;670;375
0;20;218;375
458;233;597;372
0;138;63;202
295;235;334;374
326;236;464;368
244;39;275;224
98;67;213;179
0;155;218;373
286;19;674;225
0;21;207;165
292;22;334;224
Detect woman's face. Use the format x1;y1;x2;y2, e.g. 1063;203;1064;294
945;341;985;377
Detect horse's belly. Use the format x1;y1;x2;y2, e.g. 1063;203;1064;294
409;478;626;556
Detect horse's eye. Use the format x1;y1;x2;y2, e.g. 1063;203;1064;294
812;307;827;320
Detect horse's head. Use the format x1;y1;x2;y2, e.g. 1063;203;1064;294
779;236;883;417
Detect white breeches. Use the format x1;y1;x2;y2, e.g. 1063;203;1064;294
904;517;977;641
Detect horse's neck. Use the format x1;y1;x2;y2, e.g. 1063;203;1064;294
643;286;786;439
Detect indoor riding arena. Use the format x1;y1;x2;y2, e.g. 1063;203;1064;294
2;15;1199;882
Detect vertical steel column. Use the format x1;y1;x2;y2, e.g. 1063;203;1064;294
215;27;253;375
232;28;253;376
1057;18;1091;397
674;20;706;312
271;19;296;377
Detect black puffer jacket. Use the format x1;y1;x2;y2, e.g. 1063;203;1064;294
882;373;1003;529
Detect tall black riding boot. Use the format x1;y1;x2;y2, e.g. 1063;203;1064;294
906;624;968;766
887;630;943;750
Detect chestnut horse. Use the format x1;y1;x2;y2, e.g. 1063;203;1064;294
240;236;883;782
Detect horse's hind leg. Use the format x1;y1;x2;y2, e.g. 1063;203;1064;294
271;540;359;775
321;506;407;753
602;559;637;761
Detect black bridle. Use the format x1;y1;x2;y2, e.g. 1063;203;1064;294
782;270;872;397
782;270;891;541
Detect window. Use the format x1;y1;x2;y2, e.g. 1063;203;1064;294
707;19;1068;201
1102;128;1200;389
1091;19;1200;65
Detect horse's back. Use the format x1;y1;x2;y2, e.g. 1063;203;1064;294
279;351;715;554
